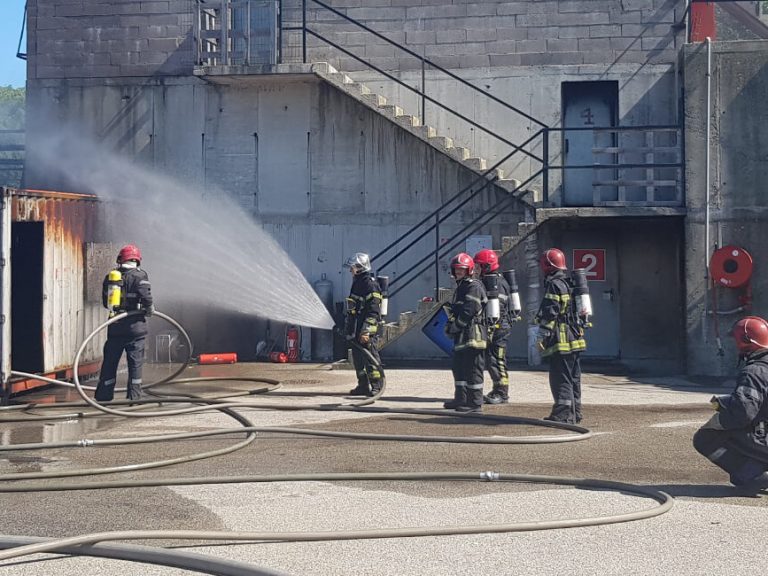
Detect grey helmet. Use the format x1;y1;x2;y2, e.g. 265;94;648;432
345;252;372;275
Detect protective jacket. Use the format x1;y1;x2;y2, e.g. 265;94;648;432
102;266;153;338
715;350;768;436
535;269;586;357
345;272;382;338
446;277;487;351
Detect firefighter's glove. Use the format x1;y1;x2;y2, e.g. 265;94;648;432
700;413;724;431
710;395;727;411
144;305;155;318
358;332;370;345
535;327;551;351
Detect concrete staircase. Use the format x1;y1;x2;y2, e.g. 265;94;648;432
311;62;540;203
310;62;543;351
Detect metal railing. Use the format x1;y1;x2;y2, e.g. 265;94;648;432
195;0;686;302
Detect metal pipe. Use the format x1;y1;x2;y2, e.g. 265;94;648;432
703;37;712;338
0;188;8;405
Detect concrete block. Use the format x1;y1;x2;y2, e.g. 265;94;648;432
589;24;622;38
436;29;466;44
497;2;528;16
460;54;490;68
547;38;579;52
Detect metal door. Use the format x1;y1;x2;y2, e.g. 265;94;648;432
565;240;620;359
563;82;618;206
11;222;44;372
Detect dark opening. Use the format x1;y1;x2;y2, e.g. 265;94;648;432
12;222;44;372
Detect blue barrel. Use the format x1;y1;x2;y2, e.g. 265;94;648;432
421;307;454;357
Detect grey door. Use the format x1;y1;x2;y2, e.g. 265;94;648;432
564;238;620;359
563;82;618;207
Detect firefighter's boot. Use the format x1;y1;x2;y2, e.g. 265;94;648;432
484;383;509;405
443;383;466;409
457;386;484;413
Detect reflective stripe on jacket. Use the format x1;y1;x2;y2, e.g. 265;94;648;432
345;272;382;337
449;277;487;351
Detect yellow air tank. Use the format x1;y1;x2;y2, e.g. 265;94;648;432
107;269;123;316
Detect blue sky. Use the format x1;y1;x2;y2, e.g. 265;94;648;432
0;1;27;88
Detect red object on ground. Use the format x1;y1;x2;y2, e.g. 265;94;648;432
198;352;238;365
269;351;288;363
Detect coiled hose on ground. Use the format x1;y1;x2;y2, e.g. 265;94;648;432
0;310;673;574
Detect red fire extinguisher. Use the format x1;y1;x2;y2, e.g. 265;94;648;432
286;326;300;363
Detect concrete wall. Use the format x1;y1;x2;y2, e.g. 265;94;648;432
299;0;684;72
683;39;768;375
24;74;526;360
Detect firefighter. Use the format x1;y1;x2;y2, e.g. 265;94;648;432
443;252;488;413
94;244;154;402
534;248;587;424
693;316;768;490
474;249;514;404
344;252;383;397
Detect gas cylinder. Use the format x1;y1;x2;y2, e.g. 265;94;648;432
198;352;238;365
106;269;123;316
269;351;288;363
286;326;300;362
312;274;334;362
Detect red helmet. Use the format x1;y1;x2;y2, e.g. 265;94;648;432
474;249;499;274
731;316;768;355
540;248;566;275
117;244;142;264
450;253;475;277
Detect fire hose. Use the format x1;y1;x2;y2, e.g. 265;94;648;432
0;310;673;574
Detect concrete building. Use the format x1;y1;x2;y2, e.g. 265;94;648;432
17;0;768;376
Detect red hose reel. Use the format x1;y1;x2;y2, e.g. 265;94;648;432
710;245;753;289
709;246;753;352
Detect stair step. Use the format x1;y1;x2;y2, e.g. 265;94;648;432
416;125;437;139
395;115;421;128
361;93;387;107
380;104;404;118
464;157;486;171
497;178;522;193
488;167;505;180
329;72;354;85
501;235;520;253
428;135;454;150
450;147;470;161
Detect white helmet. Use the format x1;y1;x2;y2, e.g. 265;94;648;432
345;252;371;275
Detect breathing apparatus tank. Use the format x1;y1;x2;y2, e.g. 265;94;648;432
312;274;334;362
482;273;500;323
377;275;389;317
571;268;593;327
106;269;123;317
503;269;522;320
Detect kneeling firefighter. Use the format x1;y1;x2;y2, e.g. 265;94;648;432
95;244;154;402
443;253;488;413
693;316;768;489
344;252;384;397
474;249;521;404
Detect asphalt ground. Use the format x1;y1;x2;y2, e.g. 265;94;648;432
0;361;765;575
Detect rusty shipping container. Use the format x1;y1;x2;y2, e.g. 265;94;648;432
1;187;109;400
